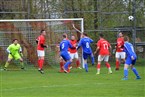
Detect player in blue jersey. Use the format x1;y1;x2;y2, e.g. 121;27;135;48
60;33;73;73
77;33;94;72
122;36;141;80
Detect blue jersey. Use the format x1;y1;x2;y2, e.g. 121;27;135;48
60;39;72;52
78;37;93;54
124;42;137;58
60;39;72;61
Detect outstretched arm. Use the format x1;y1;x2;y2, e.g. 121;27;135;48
94;47;99;55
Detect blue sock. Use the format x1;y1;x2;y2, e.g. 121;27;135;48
91;56;95;65
132;67;140;77
85;64;88;72
64;61;71;70
124;68;128;78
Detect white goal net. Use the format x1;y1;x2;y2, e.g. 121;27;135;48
0;18;84;68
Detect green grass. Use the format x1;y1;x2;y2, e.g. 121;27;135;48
0;61;145;97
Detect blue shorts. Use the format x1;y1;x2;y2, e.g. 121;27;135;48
125;57;136;65
83;52;91;60
60;51;71;61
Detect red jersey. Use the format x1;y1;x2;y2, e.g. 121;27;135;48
37;35;46;50
116;37;124;52
97;38;111;55
69;40;77;53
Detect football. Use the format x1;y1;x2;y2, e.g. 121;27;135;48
128;15;134;21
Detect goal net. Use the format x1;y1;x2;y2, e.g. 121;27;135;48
0;18;84;69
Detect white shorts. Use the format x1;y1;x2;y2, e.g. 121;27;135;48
98;55;109;62
115;52;125;59
37;50;45;57
69;52;79;59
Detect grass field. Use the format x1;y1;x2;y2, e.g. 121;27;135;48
0;60;145;97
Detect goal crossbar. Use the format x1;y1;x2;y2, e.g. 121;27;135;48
0;18;83;22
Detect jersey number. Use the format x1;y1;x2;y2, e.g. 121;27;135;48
61;43;64;49
103;43;109;49
86;42;89;48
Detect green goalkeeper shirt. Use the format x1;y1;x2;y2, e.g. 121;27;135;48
7;44;22;55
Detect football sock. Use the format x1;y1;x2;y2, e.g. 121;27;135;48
20;62;24;68
132;67;140;77
91;56;95;65
97;63;101;69
60;61;64;70
124;68;128;78
116;60;119;69
84;63;88;72
4;62;9;68
105;62;111;69
38;59;40;69
76;60;80;67
39;59;44;69
64;61;71;70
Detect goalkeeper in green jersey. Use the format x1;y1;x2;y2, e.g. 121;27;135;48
4;39;24;70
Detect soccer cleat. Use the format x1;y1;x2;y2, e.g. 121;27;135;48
122;77;128;80
59;70;64;73
63;67;69;73
77;67;82;69
69;66;72;69
64;69;69;73
85;69;88;72
21;67;25;70
38;69;44;74
96;71;100;75
3;68;7;71
136;76;141;80
108;70;112;74
92;63;94;66
115;68;119;71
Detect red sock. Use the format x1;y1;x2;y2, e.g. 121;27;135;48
105;62;111;68
97;63;101;69
39;59;44;69
60;61;64;70
76;60;80;68
38;59;40;68
116;60;119;69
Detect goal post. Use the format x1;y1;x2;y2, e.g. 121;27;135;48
0;18;84;69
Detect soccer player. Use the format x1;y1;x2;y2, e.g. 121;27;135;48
115;32;125;70
122;36;141;80
60;33;73;73
58;33;69;73
77;33;94;72
69;35;81;69
4;39;24;70
94;33;112;74
36;30;48;74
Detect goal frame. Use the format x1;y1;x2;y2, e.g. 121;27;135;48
0;18;85;68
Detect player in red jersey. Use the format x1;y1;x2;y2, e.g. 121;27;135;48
94;33;112;74
36;30;48;74
115;32;125;70
68;35;81;69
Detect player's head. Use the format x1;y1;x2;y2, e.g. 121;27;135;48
99;33;104;38
13;39;18;44
71;35;75;40
40;30;46;36
118;32;123;37
63;33;68;38
124;36;129;42
81;33;87;38
63;33;67;39
83;33;88;36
